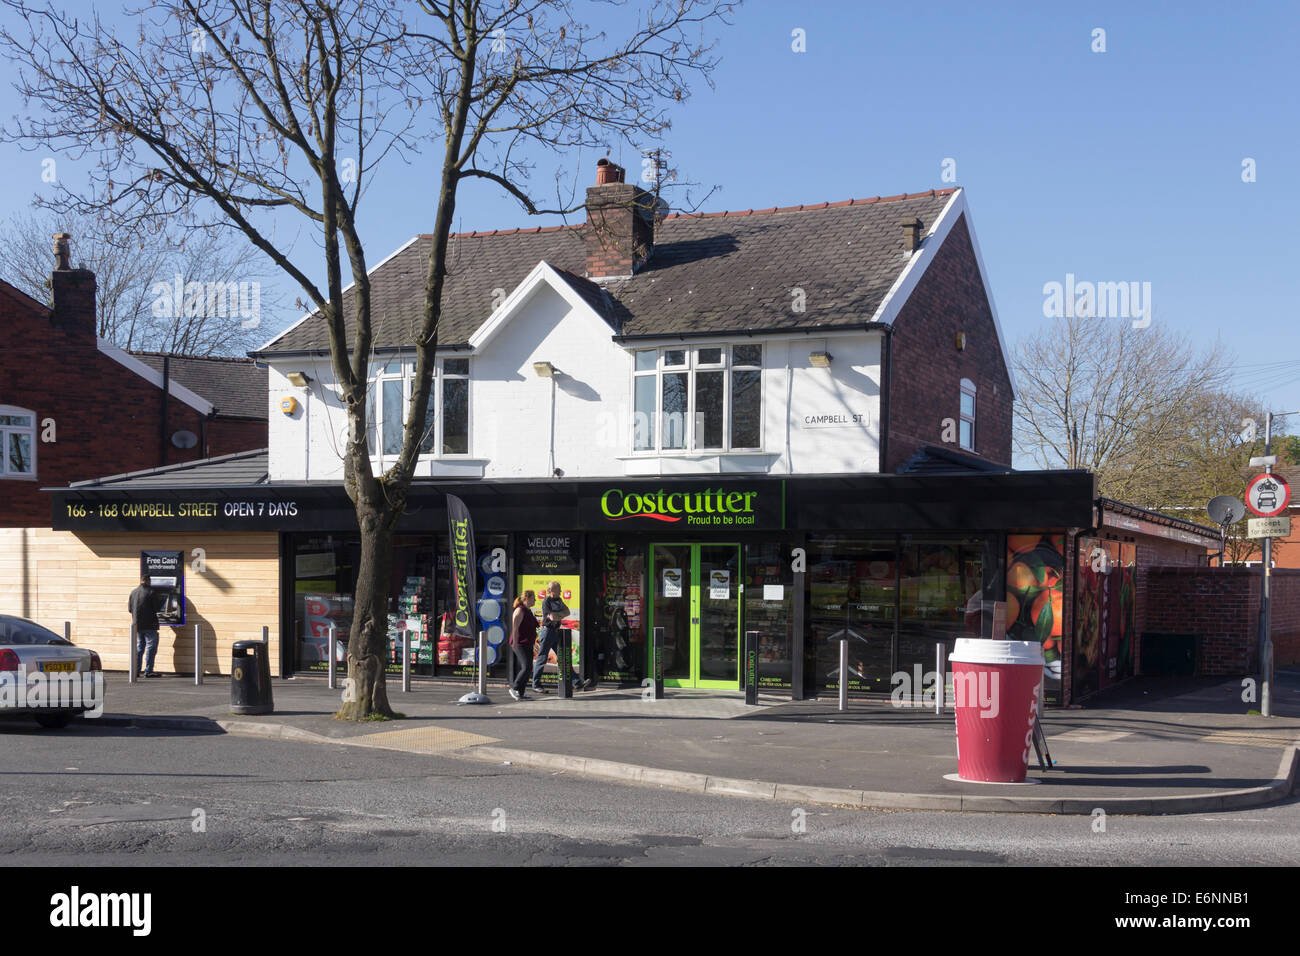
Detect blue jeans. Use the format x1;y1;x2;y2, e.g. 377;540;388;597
136;629;159;675
531;627;578;688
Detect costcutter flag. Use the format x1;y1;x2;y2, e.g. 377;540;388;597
446;494;477;641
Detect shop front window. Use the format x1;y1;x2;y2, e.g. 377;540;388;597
518;534;582;687
806;534;989;697
744;541;794;689
588;535;646;684
292;535;358;672
290;531;508;679
897;535;985;676
807;537;897;694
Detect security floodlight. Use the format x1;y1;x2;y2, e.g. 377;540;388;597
533;361;557;377
809;351;832;368
286;371;312;387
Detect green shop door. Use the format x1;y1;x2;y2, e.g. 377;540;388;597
650;543;741;689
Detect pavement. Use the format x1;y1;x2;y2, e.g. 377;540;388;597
45;669;1300;816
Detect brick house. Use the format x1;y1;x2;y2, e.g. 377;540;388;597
0;236;267;528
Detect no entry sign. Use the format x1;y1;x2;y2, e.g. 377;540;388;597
1246;472;1291;518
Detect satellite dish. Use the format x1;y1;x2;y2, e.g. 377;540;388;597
171;429;199;449
1207;495;1246;527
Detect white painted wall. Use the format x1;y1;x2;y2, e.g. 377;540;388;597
266;277;883;482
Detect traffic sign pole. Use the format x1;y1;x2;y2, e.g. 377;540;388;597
1261;414;1276;717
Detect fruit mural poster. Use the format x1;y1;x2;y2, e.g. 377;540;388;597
1005;533;1065;706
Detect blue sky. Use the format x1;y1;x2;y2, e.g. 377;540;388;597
2;1;1297;414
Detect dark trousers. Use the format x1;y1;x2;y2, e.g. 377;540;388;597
531;626;579;688
511;644;533;695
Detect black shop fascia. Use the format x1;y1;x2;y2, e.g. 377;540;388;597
52;469;1095;699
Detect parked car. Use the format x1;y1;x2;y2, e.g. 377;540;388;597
0;615;102;729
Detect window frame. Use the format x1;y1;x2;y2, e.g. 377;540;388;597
0;406;37;479
959;378;976;451
368;357;472;466
629;344;763;454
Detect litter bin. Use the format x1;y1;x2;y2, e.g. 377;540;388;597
950;638;1043;782
231;640;274;715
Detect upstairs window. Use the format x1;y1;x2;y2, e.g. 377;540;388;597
368;358;470;461
632;345;763;453
959;379;976;451
0;407;36;478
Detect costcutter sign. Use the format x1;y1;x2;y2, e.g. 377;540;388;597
581;482;785;530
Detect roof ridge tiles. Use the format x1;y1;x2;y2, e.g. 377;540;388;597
410;189;957;238
423;223;580;240
130;350;256;363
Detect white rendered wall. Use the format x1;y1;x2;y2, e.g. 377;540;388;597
266;289;883;482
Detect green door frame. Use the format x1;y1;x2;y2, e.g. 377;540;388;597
649;542;741;689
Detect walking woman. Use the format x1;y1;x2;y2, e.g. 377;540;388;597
509;590;538;701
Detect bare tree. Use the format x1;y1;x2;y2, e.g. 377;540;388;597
0;207;277;354
1;0;735;718
1014;314;1263;510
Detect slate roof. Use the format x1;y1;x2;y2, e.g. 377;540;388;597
67;448;270;488
897;445;1013;475
131;353;268;420
257;189;957;355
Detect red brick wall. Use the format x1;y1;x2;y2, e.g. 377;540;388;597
0;290;265;527
885;215;1013;471
204;417;267;459
1141;567;1300;674
1132;539;1206;674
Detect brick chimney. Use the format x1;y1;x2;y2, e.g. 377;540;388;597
584;159;655;280
900;217;924;254
50;233;97;338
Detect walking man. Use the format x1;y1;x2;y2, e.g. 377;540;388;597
128;574;161;678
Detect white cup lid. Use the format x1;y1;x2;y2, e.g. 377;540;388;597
949;638;1044;666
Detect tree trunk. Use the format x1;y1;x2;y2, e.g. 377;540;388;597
335;501;397;720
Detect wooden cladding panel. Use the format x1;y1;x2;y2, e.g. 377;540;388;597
0;528;281;676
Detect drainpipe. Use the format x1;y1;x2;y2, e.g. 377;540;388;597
879;328;893;473
160;355;170;467
784;343;793;474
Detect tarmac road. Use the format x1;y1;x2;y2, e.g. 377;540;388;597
2;722;1298;867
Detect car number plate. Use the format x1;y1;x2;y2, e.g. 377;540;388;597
39;661;76;673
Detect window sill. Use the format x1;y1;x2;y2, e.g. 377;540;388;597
372;457;488;479
0;474;38;481
616;449;772;459
618;452;781;476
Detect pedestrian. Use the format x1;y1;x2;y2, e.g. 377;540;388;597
128;574;161;678
531;580;592;693
508;590;538;701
